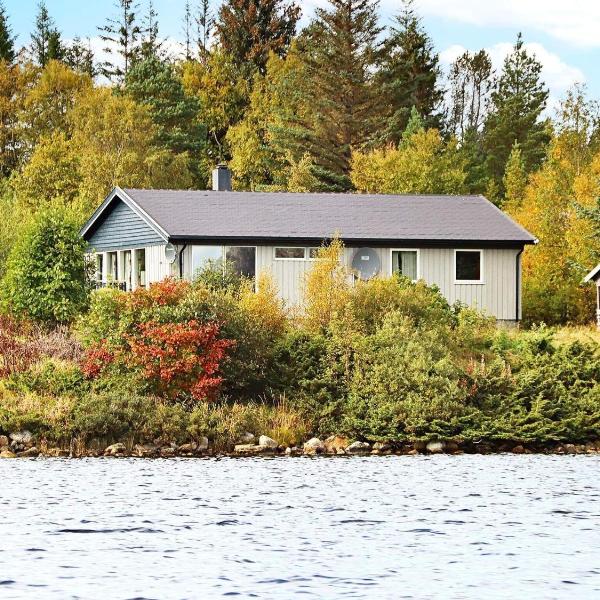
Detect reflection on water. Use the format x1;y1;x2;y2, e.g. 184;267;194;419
1;456;599;599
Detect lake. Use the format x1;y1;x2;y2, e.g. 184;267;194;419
1;455;599;599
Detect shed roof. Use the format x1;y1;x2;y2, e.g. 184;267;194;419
82;188;537;246
584;263;600;283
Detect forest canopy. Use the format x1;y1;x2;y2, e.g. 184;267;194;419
0;0;599;324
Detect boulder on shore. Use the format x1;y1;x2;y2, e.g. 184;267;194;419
303;438;325;455
0;435;8;448
234;444;269;455
197;436;209;451
324;435;349;454
238;432;255;444
0;449;17;458
426;441;445;454
18;447;39;458
134;443;159;457
10;431;33;445
104;443;126;456
345;441;371;454
259;435;278;449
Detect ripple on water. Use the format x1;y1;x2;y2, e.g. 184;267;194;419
0;455;599;599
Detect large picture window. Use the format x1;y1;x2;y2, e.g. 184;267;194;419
391;250;418;281
455;250;483;283
192;246;223;275
226;246;256;279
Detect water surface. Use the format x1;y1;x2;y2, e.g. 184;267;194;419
1;455;599;599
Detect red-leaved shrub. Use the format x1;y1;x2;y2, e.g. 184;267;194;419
83;319;233;402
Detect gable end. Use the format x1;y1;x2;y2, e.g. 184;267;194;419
86;197;166;251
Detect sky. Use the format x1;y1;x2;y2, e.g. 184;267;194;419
4;0;600;112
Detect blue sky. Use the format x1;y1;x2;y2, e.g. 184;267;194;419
4;0;600;111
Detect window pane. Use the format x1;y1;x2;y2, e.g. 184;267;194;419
192;246;222;274
456;251;481;281
227;246;256;278
308;247;320;259
275;247;305;259
96;254;103;282
137;249;146;287
392;250;417;280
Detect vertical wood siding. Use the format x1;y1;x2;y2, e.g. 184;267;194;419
167;244;520;321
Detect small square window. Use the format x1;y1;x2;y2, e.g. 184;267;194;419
455;250;482;283
308;247;321;259
275;247;305;259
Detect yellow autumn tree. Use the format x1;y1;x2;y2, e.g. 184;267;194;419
351;128;467;194
303;237;351;332
510;89;598;324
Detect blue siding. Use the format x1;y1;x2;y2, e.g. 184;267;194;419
87;199;165;251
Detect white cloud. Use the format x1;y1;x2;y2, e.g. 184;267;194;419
410;0;600;47
439;41;585;112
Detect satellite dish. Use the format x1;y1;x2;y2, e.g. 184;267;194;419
352;248;380;280
164;243;178;264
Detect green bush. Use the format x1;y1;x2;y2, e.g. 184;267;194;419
0;204;92;324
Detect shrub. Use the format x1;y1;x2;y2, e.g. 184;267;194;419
0;204;91;324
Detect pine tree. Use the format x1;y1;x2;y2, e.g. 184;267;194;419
378;0;444;143
30;1;65;67
215;0;300;75
448;49;494;140
196;0;213;64
483;33;550;193
292;0;384;189
0;1;15;63
98;0;142;82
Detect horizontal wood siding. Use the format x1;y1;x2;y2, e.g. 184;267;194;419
87;199;165;251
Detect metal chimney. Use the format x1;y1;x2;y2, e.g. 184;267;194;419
212;164;232;191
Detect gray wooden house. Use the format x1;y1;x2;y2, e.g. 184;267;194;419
80;167;537;325
584;264;600;328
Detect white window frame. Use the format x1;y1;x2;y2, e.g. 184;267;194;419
454;249;484;284
273;247;320;261
389;248;420;282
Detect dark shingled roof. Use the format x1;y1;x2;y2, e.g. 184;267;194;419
117;189;535;245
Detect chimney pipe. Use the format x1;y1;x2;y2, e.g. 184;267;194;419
212;163;232;191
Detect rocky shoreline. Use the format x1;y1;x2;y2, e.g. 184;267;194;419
1;431;600;459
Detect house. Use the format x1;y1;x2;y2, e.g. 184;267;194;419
584;264;600;328
80;166;537;325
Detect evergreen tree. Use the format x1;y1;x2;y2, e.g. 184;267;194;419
140;0;164;60
182;1;194;60
98;0;142;82
378;0;444;143
293;0;384;189
448;49;493;140
0;1;15;63
65;37;96;77
197;0;213;64
125;56;205;183
30;1;65;67
503;143;527;209
215;0;300;75
483;33;550;193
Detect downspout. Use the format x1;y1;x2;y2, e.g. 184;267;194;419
515;248;524;324
179;243;188;280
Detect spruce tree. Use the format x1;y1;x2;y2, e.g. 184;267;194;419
378;0;444;143
0;1;15;63
30;1;65;67
140;0;164;60
215;0;300;75
98;0;142;82
294;0;384;189
65;37;95;77
182;1;194;60
483;33;550;193
125;56;205;183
